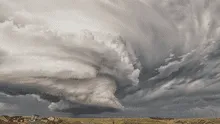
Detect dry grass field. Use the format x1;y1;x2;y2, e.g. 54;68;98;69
59;118;220;124
1;116;220;124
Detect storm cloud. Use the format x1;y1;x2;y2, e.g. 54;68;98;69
0;0;220;118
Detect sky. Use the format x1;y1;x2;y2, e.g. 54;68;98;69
0;0;220;118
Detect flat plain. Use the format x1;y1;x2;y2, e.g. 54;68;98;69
60;118;220;124
1;116;220;124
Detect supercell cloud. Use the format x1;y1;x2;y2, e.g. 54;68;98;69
0;0;220;118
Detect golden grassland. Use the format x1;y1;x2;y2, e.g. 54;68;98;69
59;117;220;124
1;116;220;124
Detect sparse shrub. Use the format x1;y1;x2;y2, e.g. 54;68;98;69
149;117;174;120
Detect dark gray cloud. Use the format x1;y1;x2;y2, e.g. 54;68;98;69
0;93;70;116
49;100;120;116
